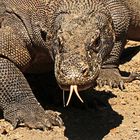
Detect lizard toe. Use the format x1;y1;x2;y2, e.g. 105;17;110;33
45;110;64;127
97;68;126;89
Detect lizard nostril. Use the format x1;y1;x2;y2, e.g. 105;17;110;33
82;66;89;76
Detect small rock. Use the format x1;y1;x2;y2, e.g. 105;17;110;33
132;128;139;132
120;101;127;105
133;120;137;124
0;120;13;134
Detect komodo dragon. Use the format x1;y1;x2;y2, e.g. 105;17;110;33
0;0;140;129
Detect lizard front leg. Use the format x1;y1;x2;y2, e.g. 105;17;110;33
96;1;140;89
0;23;63;129
0;57;63;129
97;40;139;90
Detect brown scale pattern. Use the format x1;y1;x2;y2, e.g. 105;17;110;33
0;0;62;129
0;26;31;67
0;0;140;130
0;57;62;129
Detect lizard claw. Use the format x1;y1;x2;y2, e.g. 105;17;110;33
4;103;63;130
119;80;125;90
45;110;64;127
96;68;134;90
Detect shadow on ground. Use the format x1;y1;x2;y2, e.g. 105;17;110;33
25;73;123;140
0;43;139;140
120;45;140;64
61;91;123;140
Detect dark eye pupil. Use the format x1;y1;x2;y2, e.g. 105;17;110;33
94;36;100;47
86;36;101;52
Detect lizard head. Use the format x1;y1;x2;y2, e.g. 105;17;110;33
46;2;115;105
49;12;115;89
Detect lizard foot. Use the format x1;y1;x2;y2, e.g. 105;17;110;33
4;102;63;130
96;68;139;90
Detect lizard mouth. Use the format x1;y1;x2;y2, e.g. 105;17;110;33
57;63;101;106
66;85;84;106
59;82;92;91
59;83;92;106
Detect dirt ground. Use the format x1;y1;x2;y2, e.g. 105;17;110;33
0;41;140;140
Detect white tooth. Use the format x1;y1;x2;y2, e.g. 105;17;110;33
66;85;74;106
63;90;66;107
73;85;84;103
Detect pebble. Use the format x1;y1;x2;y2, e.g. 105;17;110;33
120;101;127;105
132;128;139;132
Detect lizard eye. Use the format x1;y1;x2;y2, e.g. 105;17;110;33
94;36;100;47
89;36;101;52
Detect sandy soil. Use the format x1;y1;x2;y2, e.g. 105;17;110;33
0;41;140;140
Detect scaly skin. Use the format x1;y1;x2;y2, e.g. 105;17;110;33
45;0;140;104
0;0;62;129
45;0;140;89
96;0;140;88
0;0;140;129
